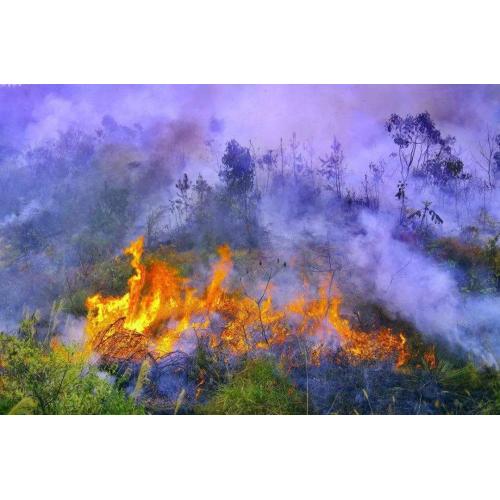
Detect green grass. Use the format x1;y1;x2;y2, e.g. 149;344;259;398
436;362;500;414
197;358;307;415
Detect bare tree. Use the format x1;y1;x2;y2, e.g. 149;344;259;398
318;137;345;199
476;129;498;189
290;132;300;183
175;173;192;218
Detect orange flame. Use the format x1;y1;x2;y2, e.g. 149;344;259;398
85;237;410;366
424;346;437;369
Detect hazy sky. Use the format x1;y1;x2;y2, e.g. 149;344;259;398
1;85;499;166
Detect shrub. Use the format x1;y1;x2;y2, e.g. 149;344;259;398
0;334;144;415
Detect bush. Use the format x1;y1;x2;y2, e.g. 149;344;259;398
197;358;307;415
0;334;144;415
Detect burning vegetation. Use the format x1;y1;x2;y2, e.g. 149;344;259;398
85;236;410;368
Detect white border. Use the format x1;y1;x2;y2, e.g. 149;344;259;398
1;416;498;499
0;1;499;499
1;0;499;83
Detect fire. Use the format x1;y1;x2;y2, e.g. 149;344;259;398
85;237;195;360
424;346;437;369
85;237;410;366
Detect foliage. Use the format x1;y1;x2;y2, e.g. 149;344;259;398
493;134;500;173
7;396;38;415
427;235;500;291
90;183;133;245
421;156;470;187
197;358;307;415
386;111;445;181
219;140;255;197
408;201;443;233
483;234;500;290
436;362;500;414
63;253;133;317
0;334;144;415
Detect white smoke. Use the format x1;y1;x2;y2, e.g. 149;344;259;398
349;212;499;365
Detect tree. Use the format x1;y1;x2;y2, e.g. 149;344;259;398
318;137;345;198
423;155;470;188
193;174;212;206
219;140;259;244
386;111;467;224
257;149;278;193
190;174;214;233
476;130;500;189
367;160;385;208
290;132;300;182
174;173;192;220
387;112;467;188
386;112;444;182
219;140;255;197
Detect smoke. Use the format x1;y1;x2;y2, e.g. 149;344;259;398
261;186;499;366
0;109;210;321
0;85;499;366
59;315;86;346
348;213;499;365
